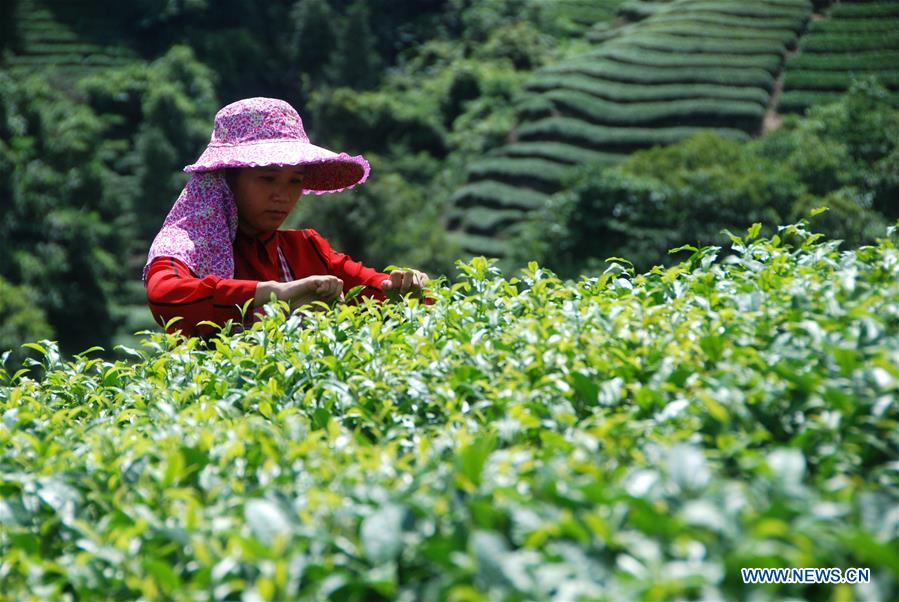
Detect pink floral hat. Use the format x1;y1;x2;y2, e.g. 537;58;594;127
142;98;369;286
184;97;370;195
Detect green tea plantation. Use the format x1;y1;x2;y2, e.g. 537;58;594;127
1;216;898;601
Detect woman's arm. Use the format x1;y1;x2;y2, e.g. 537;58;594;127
145;256;266;337
304;229;434;305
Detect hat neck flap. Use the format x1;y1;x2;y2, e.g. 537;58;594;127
142;171;238;283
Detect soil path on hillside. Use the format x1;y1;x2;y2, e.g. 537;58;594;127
762;8;828;134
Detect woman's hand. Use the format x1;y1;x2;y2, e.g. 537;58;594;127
284;275;344;310
255;276;344;311
381;269;429;301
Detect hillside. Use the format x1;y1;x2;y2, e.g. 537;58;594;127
445;0;899;262
779;0;899;113
2;0;136;76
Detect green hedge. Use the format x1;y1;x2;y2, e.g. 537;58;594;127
526;73;771;106
81;55;133;66
465;157;574;190
620;33;788;55
444;205;528;234
787;51;899;71
616;0;670;21
785;71;899;92
800;32;899;53
552;2;619;25
20;43;106;55
636;22;798;43
545;59;776;91
810;17;899;34
487;141;627;166
762;0;814;5
516;117;750;151
831;1;899;17
672;0;810;19
532;89;766;131
595;45;784;71
2;225;898;599
445;229;510;257
778;89;899;113
449;181;549;211
22;30;81;43
513;94;554;119
649;12;805;32
6;56;87;67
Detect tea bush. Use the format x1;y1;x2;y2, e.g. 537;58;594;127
779;0;899;115
1;217;898;600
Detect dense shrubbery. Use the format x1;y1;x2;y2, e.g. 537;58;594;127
511;81;898;278
1;0;592;361
0;46;217;357
1;218;897;599
0;276;52;369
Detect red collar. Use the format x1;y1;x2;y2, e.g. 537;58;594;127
235;228;278;246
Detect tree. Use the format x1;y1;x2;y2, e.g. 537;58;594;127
324;1;383;90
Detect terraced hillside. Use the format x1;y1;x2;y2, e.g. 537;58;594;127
544;0;630;35
1;0;136;77
446;0;813;260
778;0;899;113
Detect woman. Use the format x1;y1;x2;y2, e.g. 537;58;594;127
143;97;432;339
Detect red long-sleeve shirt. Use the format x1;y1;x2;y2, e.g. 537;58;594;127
145;227;431;338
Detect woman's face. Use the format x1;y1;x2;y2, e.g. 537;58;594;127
229;166;307;236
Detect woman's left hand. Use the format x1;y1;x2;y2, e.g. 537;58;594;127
381;269;429;300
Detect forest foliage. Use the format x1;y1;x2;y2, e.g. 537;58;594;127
0;0;591;362
0;0;897;367
510;80;899;278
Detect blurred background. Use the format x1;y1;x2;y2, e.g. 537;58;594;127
1;0;897;367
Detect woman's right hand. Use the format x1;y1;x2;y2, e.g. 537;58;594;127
280;275;344;310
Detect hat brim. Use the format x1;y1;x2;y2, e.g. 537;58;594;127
183;139;370;195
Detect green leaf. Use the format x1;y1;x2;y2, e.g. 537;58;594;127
164;316;184;329
361;504;405;565
571;371;599;410
456;434;497;490
667;444;710;492
345;284;366;302
20;342;46;355
721;228;743;246
144;558;180;593
312;407;331;430
36;477;81;520
241;297;255;319
604;256;635;270
162;449;185;487
669;244;699;255
746;222;762;240
699;334;724;362
245;498;292;546
74;346;105;359
0;498;31;527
